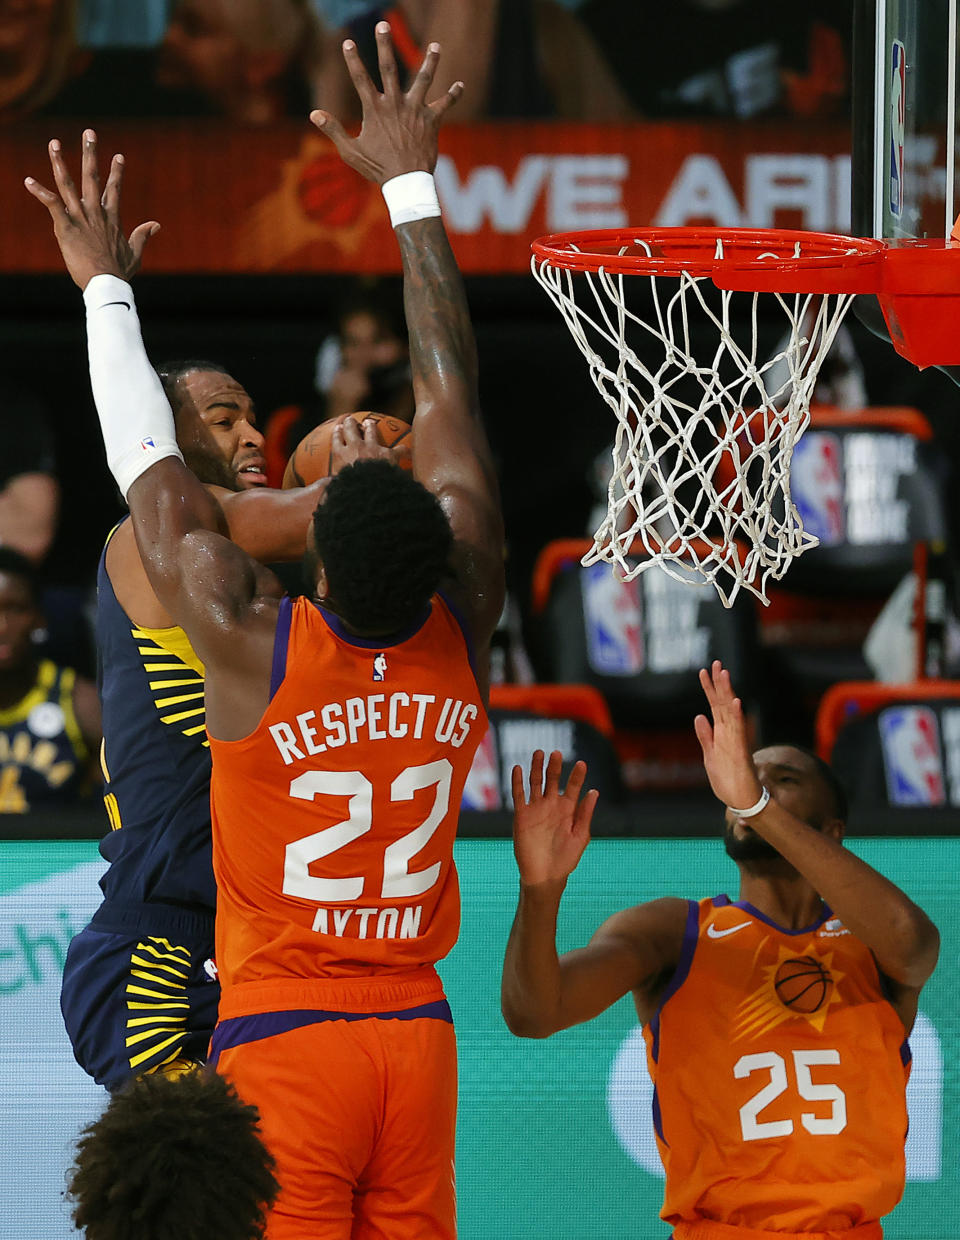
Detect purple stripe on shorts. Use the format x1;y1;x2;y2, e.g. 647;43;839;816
208;999;453;1066
269;596;294;699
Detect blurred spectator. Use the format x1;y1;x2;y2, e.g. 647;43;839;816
314;0;553;122
535;0;851;121
1;388;59;564
0;549;100;813
265;281;414;485
157;0;327;125
1;0;332;124
0;0;78;120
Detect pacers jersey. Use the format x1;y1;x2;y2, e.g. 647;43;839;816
0;660;89;812
96;523;215;909
209;594;487;1014
644;896;910;1235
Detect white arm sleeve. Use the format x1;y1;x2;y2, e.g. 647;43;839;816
83;274;183;499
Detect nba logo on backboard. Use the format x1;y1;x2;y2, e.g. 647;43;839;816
790;432;845;546
889;40;906;219
878;705;946;806
582;562;644;675
461;727;501;810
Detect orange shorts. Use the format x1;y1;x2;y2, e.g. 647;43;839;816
213;988;457;1240
672;1221;884;1240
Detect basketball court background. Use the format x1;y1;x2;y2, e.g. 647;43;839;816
2;837;955;1239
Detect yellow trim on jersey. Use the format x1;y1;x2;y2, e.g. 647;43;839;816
57;665;89;762
130;624;210;747
0;660;58;727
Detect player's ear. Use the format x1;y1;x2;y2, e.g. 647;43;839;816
315;563;329;601
822;817;845;844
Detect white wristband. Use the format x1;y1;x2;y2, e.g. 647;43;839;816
381;171;441;229
83;274;183;499
727;786;771;818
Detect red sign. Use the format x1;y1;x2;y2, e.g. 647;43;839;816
4;120;851;275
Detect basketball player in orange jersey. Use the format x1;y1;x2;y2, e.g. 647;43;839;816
502;661;940;1240
27;23;503;1238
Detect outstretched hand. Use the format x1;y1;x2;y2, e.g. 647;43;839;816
25;130;159;291
511;751;598;889
694;660;763;810
309;22;462;184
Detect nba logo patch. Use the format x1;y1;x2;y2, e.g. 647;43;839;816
372;653;387;682
461;728;501;810
878;705;946;806
889;40;906;219
791;432;845;545
581;562;644;675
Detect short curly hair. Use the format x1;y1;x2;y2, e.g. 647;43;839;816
67;1070;279;1240
313;459;453;633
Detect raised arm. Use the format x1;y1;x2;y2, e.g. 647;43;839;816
309;24;505;653
501;750;686;1037
25;133;275;677
694;661;941;1001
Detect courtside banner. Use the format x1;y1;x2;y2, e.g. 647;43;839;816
4;121;857;274
0;838;955;1239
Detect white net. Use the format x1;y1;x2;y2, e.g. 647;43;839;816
533;238;860;606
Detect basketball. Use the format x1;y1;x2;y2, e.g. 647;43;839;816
282;412;412;488
773;956;832;1014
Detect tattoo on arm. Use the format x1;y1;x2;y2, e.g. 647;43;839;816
395;218;478;414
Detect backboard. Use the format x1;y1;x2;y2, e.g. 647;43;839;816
852;0;959;240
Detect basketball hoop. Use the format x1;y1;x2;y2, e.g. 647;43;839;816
532;226;960;606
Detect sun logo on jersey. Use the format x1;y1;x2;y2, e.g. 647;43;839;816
373;653;387;682
730;947;845;1040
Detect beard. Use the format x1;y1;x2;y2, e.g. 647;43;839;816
722;822;783;863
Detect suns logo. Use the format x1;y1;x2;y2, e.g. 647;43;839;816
731;947;845;1038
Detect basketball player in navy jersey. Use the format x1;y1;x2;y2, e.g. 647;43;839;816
0;547;100;812
28;152;405;1090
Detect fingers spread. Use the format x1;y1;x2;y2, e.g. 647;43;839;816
101;153;124;218
543;750;563;798
406;42;440;107
24;176;69;223
574;788;600;835
341;39;378;104
309;109;350;155
528;749;545;801
48;139;81;217
80;128;101;208
511;763;526;812
128;220;160;268
430;80;464;121
563;759;587;803
375;21;400;96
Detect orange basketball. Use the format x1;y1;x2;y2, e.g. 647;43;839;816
773;956;832;1014
282;412;412;488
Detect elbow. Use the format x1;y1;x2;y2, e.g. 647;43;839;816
500;1003;558;1040
883;914;941;988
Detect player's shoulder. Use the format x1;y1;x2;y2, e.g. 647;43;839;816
593;897;691;957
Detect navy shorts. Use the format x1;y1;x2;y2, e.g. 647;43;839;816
61;899;219;1091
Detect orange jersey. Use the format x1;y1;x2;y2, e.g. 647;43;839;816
209;595;486;1018
644;897;910;1237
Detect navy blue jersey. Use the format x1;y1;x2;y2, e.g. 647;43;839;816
96;523;215;909
0;659;90;811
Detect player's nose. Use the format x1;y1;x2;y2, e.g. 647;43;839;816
239;420;265;448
